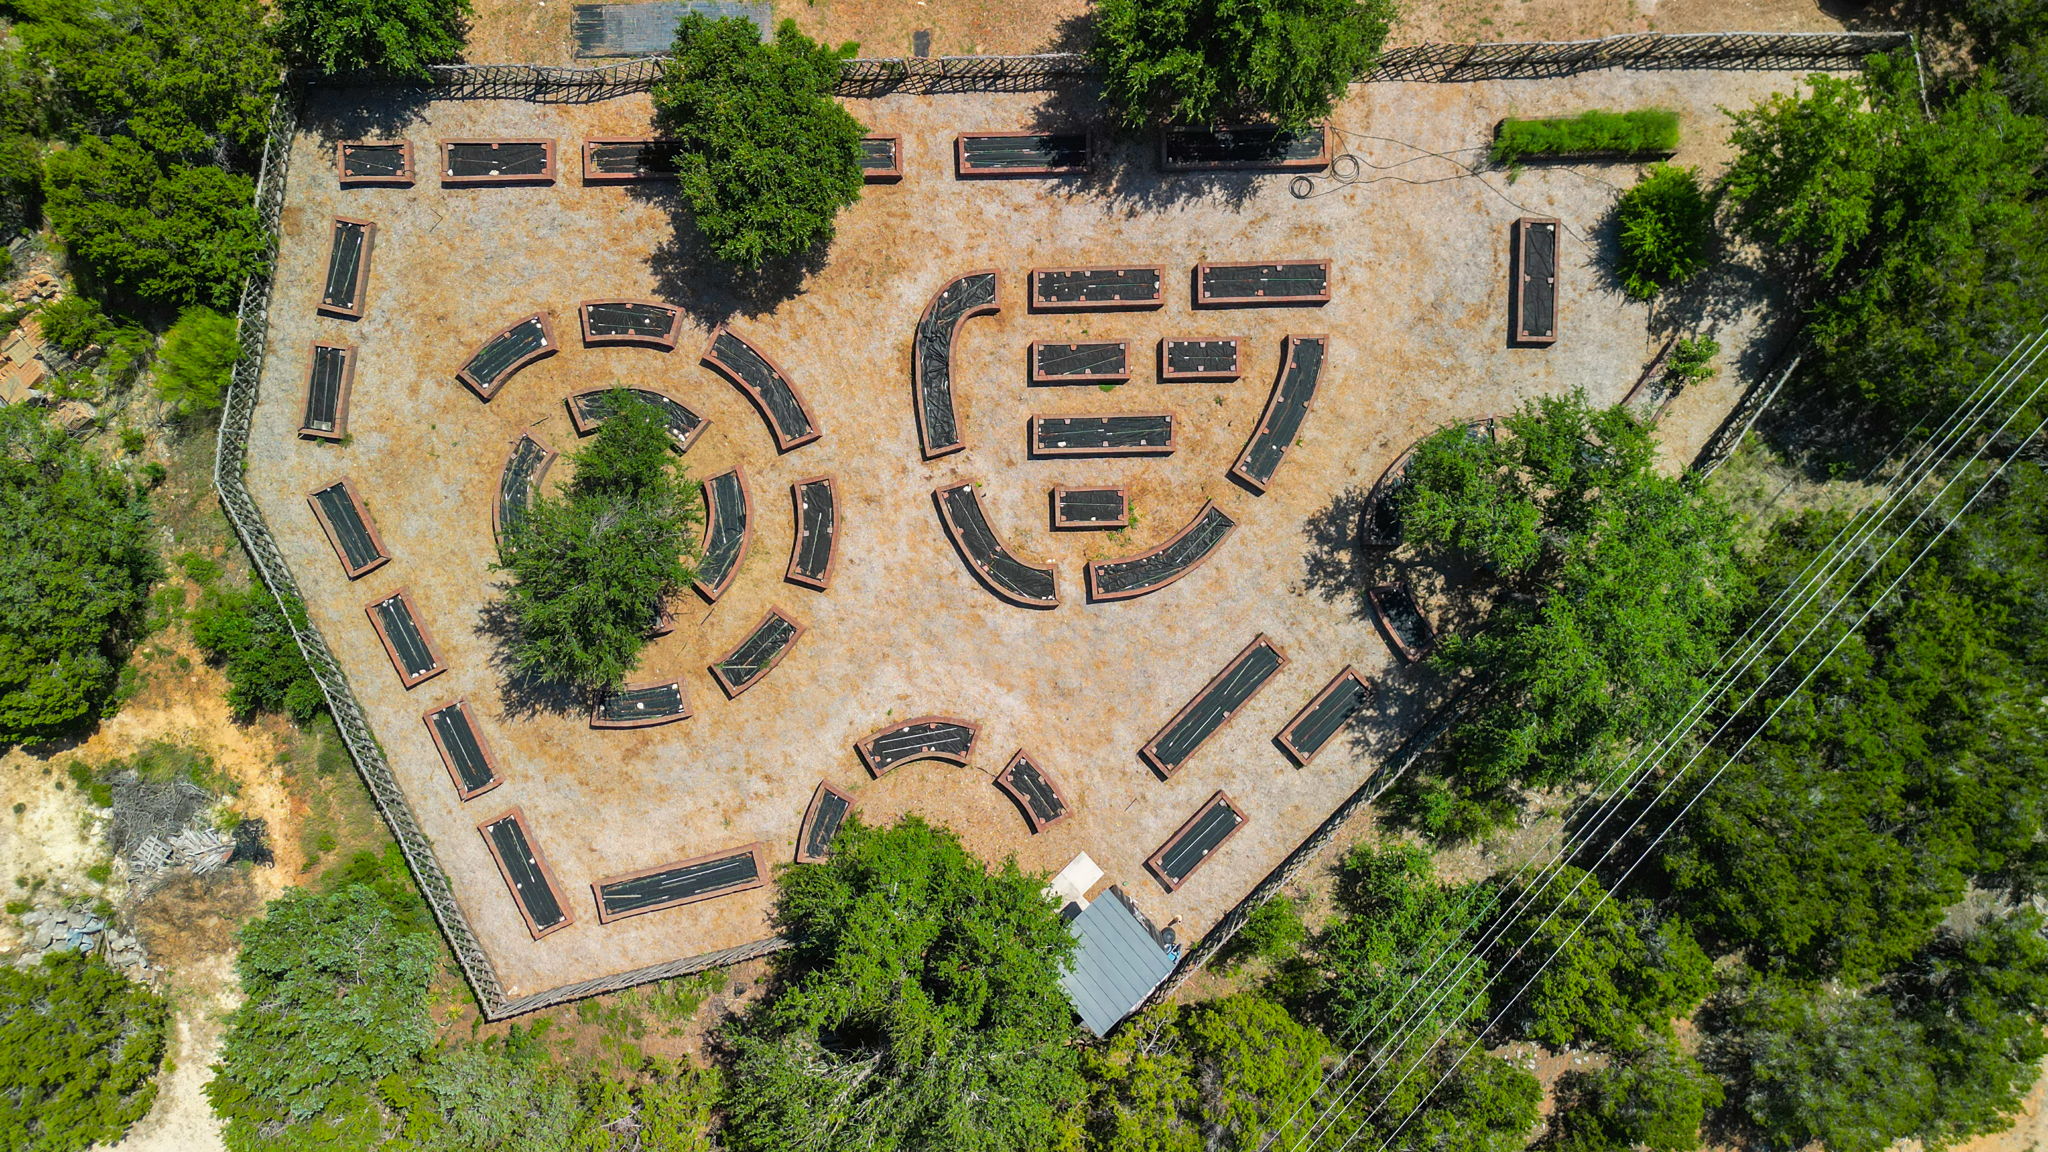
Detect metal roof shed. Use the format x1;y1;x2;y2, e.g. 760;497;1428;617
1059;887;1180;1036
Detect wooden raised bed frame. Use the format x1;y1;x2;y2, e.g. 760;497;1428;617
476;807;574;939
440;138;557;185
422;699;504;801
306;476;390;580
589;842;769;924
363;588;445;689
1145;790;1247;892
337;140;415;186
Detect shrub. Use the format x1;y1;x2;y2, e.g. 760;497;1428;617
154;305;238;415
36;294;111;355
1490;108;1680;166
495;390;700;691
0;952;170;1152
651;17;866;267
1551;1042;1721;1152
1614;163;1713;299
190;585;324;722
1212;892;1307;970
271;0;473;77
0;404;160;744
1093;0;1395;129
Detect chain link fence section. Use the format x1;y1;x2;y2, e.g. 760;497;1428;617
213;92;513;1011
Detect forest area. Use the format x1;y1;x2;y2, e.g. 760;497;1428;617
3;0;2048;1149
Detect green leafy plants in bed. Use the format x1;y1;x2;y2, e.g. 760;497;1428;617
1490;108;1680;166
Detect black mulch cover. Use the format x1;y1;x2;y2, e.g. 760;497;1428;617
791;479;834;583
1057;488;1125;524
961;133;1088;170
322;220;367;311
1150;640;1283;772
572;388;704;450
498;435;549;539
374;596;435;677
715;613;798;692
598;851;760;916
1164;125;1326;167
915;272;998;453
1036;342;1129;379
865;721;974;772
428;703;497;792
1520;221;1557;338
1164;339;1238;375
465;318;549;390
1376;584;1436;659
597;681;685;723
304;346;347;432
486;815;566;928
710;330;814;443
1201;262;1329;301
939;484;1056;604
1091;504;1236;597
588;139;681;177
587;301;675;340
1033;267;1161;305
341;143;408;179
448;141;550;177
312;483;383;571
699;469;747;594
1001;754;1065;826
1235;336;1327;487
860;137;899;170
1033;414;1173;453
1155;796;1243;885
801;788;851;860
1284;672;1373;760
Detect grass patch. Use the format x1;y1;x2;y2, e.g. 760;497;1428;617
1491;108;1679;165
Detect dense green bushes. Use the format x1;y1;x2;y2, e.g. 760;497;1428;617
191;584;325;722
153;305;239;415
0;952;170;1152
495;390;701;691
1614;164;1713;299
272;0;473;76
0;405;160;744
650;17;866;267
1092;0;1395;129
1490;108;1679;165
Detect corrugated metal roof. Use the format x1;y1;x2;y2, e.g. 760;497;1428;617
1059;890;1179;1036
572;2;771;57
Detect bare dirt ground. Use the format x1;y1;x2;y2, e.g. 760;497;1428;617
252;60;1816;1005
466;0;1853;66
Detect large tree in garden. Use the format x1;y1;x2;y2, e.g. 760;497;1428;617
495;390;700;692
0;953;170;1152
1092;0;1395;129
1389;392;1745;839
651;16;866;267
271;0;473;77
0;405;160;744
719;816;1084;1152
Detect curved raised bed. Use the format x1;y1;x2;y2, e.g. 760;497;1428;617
856;716;979;776
492;433;556;546
996;750;1069;833
459;313;556;400
933;481;1058;609
702;326;820;452
565;387;706;453
694;467;750;603
709;608;803;697
591;678;690;729
1231;334;1329;493
796;781;856;863
786;477;837;590
912;271;1000;459
1086;502;1237;602
579;300;682;349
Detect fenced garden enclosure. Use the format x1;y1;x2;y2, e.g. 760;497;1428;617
217;31;1898;1021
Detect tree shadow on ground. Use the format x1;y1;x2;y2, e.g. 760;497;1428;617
634;182;835;329
473;598;594;720
298;87;437;147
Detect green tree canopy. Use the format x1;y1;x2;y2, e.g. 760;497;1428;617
1718;54;2048;415
0;43;45;236
1551;1041;1722;1152
190;584;325;721
719;815;1083;1152
1613;163;1713;300
1092;0;1395;128
1491;866;1714;1052
41;134;267;310
271;0;473;77
1391;392;1745;839
650;16;866;267
0;952;170;1152
154;304;239;415
494;390;700;692
14;0;278;157
0;404;160;744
